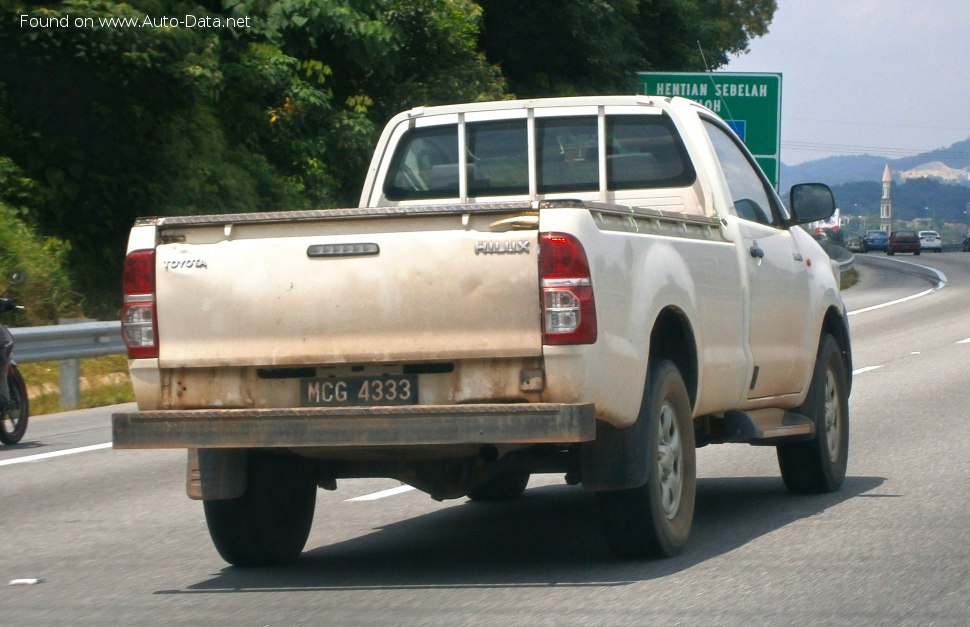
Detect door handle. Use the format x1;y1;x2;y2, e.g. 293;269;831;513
749;246;765;259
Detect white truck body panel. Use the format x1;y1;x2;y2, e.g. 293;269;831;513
154;216;541;368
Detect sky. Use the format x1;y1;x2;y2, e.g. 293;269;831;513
724;0;970;165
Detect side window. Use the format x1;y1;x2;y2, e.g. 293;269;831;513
702;119;777;226
537;117;599;194
467;120;528;197
384;125;459;201
606;115;695;189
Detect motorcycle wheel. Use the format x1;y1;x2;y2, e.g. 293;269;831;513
1;366;29;445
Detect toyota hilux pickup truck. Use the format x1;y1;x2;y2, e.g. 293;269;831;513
113;95;852;566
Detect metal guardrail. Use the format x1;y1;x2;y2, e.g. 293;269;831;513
10;321;124;362
9;321;125;410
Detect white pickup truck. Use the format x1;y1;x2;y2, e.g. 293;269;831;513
113;95;852;566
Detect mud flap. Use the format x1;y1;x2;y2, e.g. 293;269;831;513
186;448;248;500
580;416;650;491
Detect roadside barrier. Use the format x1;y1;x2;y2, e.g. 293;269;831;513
9;321;124;410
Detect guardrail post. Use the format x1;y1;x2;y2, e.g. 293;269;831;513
57;318;86;411
59;357;80;410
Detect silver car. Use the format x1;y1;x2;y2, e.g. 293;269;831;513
918;230;943;252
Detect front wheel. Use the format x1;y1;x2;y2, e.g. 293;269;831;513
203;451;317;566
777;334;849;493
597;360;696;558
1;366;29;445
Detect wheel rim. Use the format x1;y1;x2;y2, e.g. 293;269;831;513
657;400;684;520
2;408;23;436
823;368;842;463
1;382;25;438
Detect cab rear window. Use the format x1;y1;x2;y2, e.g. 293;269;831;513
383;113;694;201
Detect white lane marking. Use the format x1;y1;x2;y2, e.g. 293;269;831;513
0;442;112;467
853;365;884;375
848;288;934;316
345;485;416;501
847;259;947;316
958;338;970;344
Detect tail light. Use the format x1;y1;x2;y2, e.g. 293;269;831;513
540;232;597;345
121;249;158;359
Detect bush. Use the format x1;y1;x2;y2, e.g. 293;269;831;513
0;200;81;325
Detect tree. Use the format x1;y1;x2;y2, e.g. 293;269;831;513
478;0;776;97
1;0;776;315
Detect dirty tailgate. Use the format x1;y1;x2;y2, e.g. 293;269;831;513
153;211;542;368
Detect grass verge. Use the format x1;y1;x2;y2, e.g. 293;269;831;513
840;267;859;291
17;354;134;415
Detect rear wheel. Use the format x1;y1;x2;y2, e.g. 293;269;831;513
0;367;29;445
467;472;530;501
597;360;696;558
203;451;317;566
777;334;849;493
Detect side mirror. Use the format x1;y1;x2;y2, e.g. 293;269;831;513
788;183;835;225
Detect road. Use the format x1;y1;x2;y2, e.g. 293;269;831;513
2;252;969;625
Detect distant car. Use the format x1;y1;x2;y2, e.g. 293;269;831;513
846;237;863;253
862;230;888;252
887;230;921;256
918;230;943;252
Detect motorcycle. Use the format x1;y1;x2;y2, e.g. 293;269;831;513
1;272;29;445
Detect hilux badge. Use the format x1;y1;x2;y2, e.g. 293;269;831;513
474;240;530;255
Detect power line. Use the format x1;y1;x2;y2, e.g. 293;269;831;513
782;140;970;159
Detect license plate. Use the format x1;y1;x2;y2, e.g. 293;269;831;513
301;375;418;407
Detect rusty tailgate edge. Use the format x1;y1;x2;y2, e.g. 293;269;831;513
111;403;596;449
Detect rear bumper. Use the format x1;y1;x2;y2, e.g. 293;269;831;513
112;403;596;449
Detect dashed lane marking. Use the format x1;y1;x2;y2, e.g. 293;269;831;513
0;442;112;467
345;485;416;501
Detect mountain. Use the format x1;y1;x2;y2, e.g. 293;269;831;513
780;137;970;190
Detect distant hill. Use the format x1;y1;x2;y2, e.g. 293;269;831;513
781;137;970;190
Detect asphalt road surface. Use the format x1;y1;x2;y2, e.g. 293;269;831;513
2;251;969;625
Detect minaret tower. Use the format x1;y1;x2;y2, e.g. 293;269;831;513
880;164;892;233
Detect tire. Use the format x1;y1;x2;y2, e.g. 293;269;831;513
203;451;317;566
597;360;696;558
777;334;849;493
887;250;894;256
1;366;29;445
467;472;530;501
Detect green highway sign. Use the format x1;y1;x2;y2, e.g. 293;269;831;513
637;72;782;188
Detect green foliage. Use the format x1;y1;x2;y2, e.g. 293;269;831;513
0;200;81;325
477;0;777;97
1;0;776;315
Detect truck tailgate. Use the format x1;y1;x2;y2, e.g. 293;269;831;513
153;212;541;367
